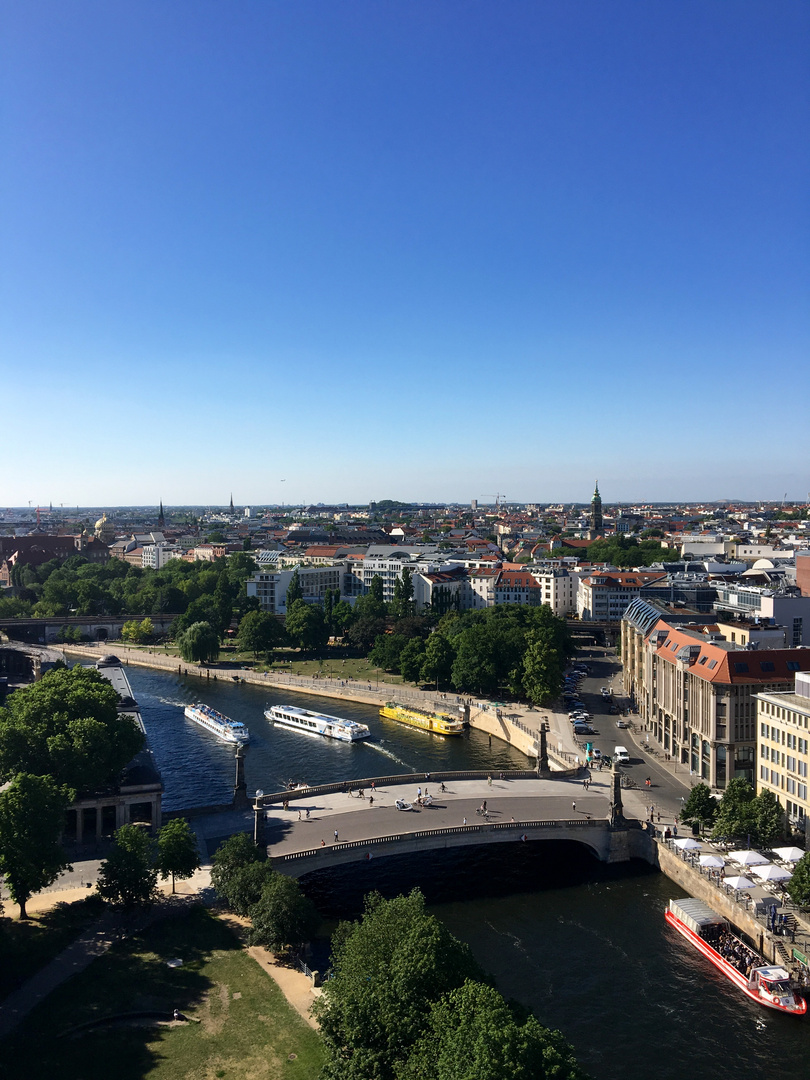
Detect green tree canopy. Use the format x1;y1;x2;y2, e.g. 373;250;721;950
419;633;454;689
353;575;386;620
369;633;409;673
97;823;157;908
787;852;810;908
219;860;276;916
0;665;144;793
399;638;427;683
285;600;329;653
712;778;757;841
210;831;263;900
248;874;320;952
155;817;201;893
314;889;483;1080
522;627;565;706
398;980;587;1080
236;610;286;659
680;783;718;831
753;788;784;847
286;568;303;608
0;773;74;919
176;621;221;664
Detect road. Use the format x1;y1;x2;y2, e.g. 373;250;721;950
565;645;692;822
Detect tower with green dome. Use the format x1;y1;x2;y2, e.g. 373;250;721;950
590;481;603;535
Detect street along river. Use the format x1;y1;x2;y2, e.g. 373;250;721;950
130;666;809;1080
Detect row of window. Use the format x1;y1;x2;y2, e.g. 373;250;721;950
760;766;808;801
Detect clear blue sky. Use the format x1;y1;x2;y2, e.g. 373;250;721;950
2;1;808;507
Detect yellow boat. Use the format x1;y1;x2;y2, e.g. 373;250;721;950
380;702;465;736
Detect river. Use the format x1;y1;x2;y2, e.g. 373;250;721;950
128;665;809;1079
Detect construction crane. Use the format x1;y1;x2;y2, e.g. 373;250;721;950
481;493;507;510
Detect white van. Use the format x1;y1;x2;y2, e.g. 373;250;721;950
613;746;630;765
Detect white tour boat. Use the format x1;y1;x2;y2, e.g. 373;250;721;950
184;703;250;744
265;704;371;743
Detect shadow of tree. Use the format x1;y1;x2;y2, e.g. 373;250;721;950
2;906;240;1080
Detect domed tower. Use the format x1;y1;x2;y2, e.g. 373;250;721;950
94;512;116;544
590;482;603;536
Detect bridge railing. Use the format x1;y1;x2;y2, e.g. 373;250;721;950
256;770;543;807
273;816;616;862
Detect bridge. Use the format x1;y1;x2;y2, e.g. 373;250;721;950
254;770;655;877
0;613;179;644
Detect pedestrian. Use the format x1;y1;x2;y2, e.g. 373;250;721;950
306;809;310;819
371;781;375;791
369;795;374;805
417;786;422;800
440;782;446;793
321;839;325;847
298;810;301;820
572;801;576;813
334;830;339;842
488;774;492;787
425;772;430;782
657;811;661;823
583;777;588;788
463;816;467;826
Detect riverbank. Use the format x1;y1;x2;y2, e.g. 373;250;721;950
59;643;580;769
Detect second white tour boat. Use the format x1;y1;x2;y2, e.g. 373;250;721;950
265;704;371;743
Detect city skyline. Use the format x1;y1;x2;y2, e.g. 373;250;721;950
3;2;808;505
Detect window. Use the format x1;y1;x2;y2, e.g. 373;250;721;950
734;662;749;674
787;661;800;671
708;659;718;669
760;661;775;672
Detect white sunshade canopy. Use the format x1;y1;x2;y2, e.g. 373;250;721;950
771;847;806;863
698;855;726;869
673;838;702;850
728;849;769;866
724;875;755;890
752;863;793;882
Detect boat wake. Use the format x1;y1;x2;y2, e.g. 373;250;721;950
363;742;413;770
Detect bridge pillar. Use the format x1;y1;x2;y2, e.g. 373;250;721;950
232;745;248;809
253;801;267;849
609;760;624;826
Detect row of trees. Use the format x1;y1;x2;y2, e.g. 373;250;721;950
1;551;259;625
97;818;200;905
370;604;573;705
210;833;319;951
681;778;785;847
314;889;586;1080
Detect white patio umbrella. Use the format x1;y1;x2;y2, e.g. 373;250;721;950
724;875;755;890
699;854;726;869
728;849;769;866
673;838;702;850
771;847;805;863
752;863;792;882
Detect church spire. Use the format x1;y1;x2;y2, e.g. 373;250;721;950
158;499;165;527
229;493;235;513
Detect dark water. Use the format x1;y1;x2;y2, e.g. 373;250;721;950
125;665;529;812
128;665;810;1080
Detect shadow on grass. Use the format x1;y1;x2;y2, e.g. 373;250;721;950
1;906;240;1080
0;895;106;999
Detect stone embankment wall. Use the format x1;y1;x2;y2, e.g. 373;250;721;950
656;841;782;962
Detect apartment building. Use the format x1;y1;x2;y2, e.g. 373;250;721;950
246;564;345;615
578;571;666;622
622;598;810;790
713;584;810;646
756;672;810;831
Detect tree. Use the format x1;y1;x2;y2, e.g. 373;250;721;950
236;610;286;660
353;575;386;620
97;823;157;908
121;617;153;644
210;831;263;900
0;665;144;793
346;615;387;652
400;638;428;683
0;773;74;919
314;889;483;1080
286;568;303;609
754;788;784;847
285;600;329;653
369;633;409;673
155;818;200;893
398;980;587;1080
419;633;454;689
522;628;564;706
680;783;718;831
331;599;356;638
221;860;276;916
712;777;757;841
787;852;810;908
176;620;221;664
248;874;319;951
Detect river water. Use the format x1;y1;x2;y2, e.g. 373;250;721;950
128;666;809;1079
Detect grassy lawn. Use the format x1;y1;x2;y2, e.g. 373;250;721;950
126;641;408;688
0;895;106;999
2;906;325;1080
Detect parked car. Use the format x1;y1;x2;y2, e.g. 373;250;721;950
616;719;630;729
608;704;621;715
600;687;611;697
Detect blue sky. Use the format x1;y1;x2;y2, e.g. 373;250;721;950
2;1;808;507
